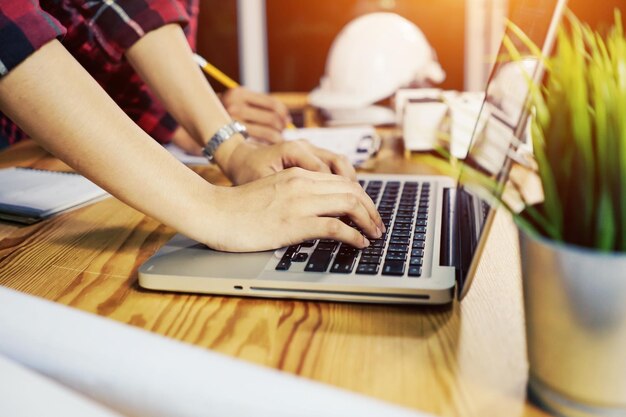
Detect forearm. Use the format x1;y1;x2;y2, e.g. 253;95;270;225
125;24;243;169
0;40;214;242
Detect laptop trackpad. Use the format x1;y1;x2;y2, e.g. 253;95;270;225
142;234;273;279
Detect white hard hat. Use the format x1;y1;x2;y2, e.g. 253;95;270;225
309;12;445;110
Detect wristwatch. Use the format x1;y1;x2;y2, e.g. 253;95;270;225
202;121;249;161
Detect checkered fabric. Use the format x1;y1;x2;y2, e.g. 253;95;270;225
0;0;198;149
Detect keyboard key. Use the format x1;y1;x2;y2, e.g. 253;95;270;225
411;249;424;257
300;240;317;247
316;241;338;251
416;220;427;226
413;241;426;249
275;259;291;271
363;247;384;256
293;253;309;262
284;245;300;258
409;257;423;266
370;239;386;248
382;261;406;276
337;244;359;256
385;252;407;262
415;226;427;233
331;254;358;274
390;236;410;245
360;255;382;264
414;233;426;241
305;250;334;272
356;263;379;275
408;266;422;277
391;230;411;238
388;244;409;252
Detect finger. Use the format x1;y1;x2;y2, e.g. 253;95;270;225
299;217;370;249
247;125;284;145
281;143;332;174
283;172;383;231
301;194;382;239
310;147;356;181
230;105;286;131
237;89;291;122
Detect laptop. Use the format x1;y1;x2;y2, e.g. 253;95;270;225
139;0;567;304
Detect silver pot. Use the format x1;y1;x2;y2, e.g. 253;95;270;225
520;230;626;417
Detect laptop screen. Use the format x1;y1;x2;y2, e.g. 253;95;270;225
455;0;567;297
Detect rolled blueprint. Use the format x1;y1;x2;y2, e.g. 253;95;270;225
0;354;123;417
0;287;429;417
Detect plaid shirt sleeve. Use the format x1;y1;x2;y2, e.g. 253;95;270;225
0;1;66;77
76;0;189;61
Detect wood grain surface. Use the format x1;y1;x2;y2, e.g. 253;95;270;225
0;110;551;417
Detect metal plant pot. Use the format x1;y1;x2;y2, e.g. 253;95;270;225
519;231;626;417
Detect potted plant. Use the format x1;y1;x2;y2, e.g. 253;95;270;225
423;10;626;416
514;11;626;417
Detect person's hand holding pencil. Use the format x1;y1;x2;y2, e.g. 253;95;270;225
193;54;294;144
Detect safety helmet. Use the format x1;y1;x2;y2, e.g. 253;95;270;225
309;12;446;110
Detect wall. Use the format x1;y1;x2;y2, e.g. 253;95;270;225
196;0;466;92
195;0;626;93
264;0;466;92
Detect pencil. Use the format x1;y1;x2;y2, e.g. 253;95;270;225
193;53;296;129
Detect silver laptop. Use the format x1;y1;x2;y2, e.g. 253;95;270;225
139;0;566;304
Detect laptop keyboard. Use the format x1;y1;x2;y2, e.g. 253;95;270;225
275;179;431;278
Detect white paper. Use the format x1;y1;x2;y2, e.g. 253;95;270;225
0;287;431;417
166;126;379;168
0;354;122;417
0;167;109;217
165;144;209;166
283;125;380;166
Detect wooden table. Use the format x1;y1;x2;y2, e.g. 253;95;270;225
0;105;550;417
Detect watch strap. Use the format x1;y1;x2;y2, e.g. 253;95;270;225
202;121;248;161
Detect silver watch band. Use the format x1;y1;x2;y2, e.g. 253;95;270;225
202;121;249;161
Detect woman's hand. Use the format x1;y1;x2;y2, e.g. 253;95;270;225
222;139;356;185
221;87;291;144
200;168;384;252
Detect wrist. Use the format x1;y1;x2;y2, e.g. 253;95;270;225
212;133;247;173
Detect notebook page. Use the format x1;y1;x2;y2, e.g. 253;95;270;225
0;168;108;218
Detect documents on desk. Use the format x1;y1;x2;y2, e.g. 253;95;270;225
0;167;109;224
167;125;380;167
283;125;380;166
0;287;433;417
397;90;485;159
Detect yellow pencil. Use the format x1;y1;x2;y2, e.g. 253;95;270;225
193;53;296;129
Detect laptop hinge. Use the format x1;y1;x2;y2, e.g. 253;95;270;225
439;188;458;268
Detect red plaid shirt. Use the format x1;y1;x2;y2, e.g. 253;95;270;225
0;0;198;149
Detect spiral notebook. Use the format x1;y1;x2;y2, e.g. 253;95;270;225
0;167;109;224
